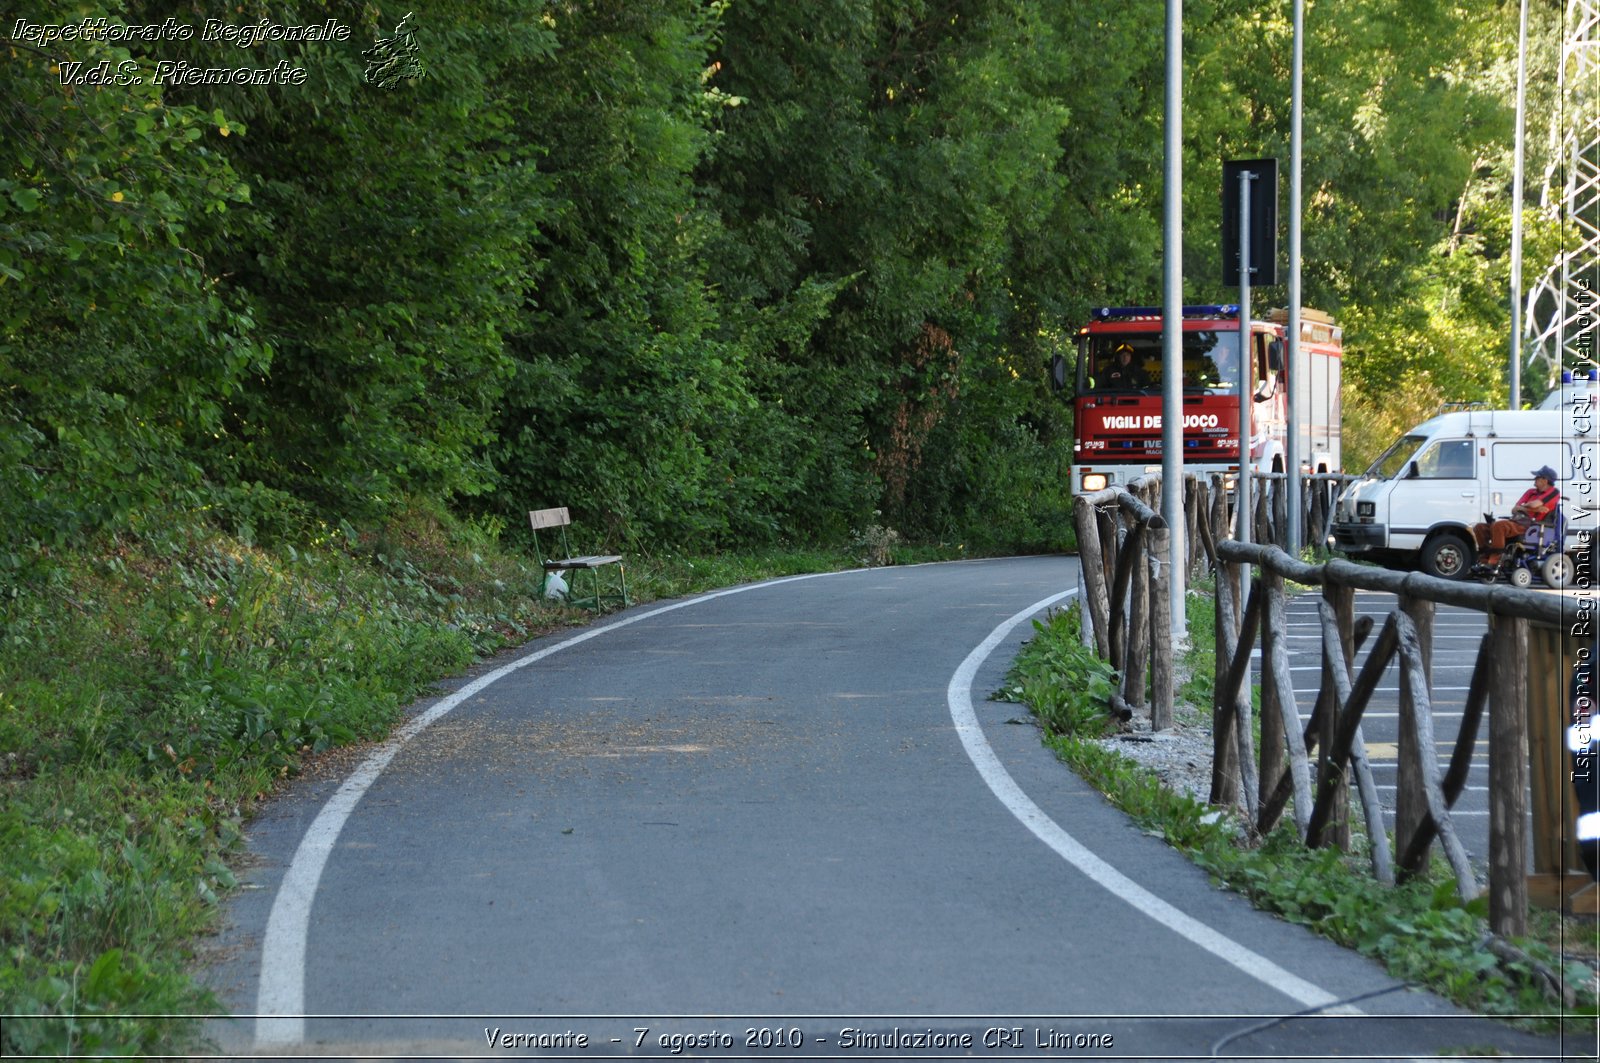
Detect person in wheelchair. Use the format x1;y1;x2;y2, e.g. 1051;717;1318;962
1471;465;1561;572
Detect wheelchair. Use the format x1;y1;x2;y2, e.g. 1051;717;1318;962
1473;507;1577;589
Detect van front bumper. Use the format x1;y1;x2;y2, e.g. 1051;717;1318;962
1331;522;1385;551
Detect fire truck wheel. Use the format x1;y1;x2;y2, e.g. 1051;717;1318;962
1419;532;1473;580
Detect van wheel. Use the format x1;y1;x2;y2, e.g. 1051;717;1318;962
1542;552;1574;590
1420;532;1473;580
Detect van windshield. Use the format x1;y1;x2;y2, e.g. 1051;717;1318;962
1365;434;1428;480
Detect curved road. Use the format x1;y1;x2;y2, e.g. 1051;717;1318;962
201;556;1575;1060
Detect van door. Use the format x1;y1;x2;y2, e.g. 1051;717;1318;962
1390;438;1477;551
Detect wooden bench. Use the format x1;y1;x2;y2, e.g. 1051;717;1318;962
528;507;629;614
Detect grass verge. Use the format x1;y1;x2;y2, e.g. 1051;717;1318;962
1006;601;1599;1033
0;501;963;1055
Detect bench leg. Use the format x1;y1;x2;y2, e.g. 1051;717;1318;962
553;565;627;615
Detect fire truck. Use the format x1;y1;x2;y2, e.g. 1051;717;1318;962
1066;304;1342;495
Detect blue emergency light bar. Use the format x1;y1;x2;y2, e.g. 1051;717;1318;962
1560;368;1600;383
1091;304;1240;320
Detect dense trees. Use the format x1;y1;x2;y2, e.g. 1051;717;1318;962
0;0;1558;561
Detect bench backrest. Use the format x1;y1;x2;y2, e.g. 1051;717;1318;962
529;507;572;531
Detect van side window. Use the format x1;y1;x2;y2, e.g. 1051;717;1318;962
1492;442;1572;480
1415;439;1474;479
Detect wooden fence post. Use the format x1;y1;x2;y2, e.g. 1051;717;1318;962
1073;497;1112;660
1272;474;1289;551
1309;604;1396;884
1318;579;1355;850
1390;615;1481;902
1396;595;1436;875
1488;613;1530;938
1259;568;1285;810
1211;560;1241;807
1108;517;1145;682
1194;480;1218;575
1184;477;1201;577
1149;517;1173;730
1126;516;1151;712
1097;506;1118;587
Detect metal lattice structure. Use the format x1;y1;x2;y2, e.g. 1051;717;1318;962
1525;0;1600;386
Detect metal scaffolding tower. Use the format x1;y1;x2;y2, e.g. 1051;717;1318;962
1525;0;1600;388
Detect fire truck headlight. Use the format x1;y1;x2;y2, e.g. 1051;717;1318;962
1082;473;1109;492
1357;501;1375;518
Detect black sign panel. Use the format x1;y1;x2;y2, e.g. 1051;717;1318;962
1222;158;1279;286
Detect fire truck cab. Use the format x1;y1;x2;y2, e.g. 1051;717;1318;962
1068;305;1342;496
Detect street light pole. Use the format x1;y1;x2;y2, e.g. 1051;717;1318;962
1509;0;1530;409
1286;0;1305;554
1237;170;1254;545
1162;0;1187;641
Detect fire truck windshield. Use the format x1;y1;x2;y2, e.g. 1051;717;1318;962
1083;331;1239;395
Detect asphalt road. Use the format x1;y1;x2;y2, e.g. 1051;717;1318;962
199;556;1584;1061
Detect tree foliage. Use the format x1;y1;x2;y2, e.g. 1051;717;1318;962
0;0;1556;556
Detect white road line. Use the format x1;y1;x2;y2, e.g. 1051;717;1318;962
1280;634;1489;641
1282;622;1487;629
946;590;1356;1016
252;569;850;1047
1345;711;1467;720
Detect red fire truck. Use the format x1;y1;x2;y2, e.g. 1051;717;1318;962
1067;304;1342;495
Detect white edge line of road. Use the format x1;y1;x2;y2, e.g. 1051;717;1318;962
253;569;853;1047
946;588;1361;1017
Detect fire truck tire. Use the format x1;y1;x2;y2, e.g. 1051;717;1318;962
1419;532;1473;580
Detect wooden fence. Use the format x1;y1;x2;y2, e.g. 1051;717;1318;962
1211;540;1577;937
1071;478;1177;730
1071;470;1592;939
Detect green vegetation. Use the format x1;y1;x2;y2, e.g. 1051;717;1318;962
1008;606;1599;1029
0;499;908;1055
0;0;1577;1052
0;0;1563;566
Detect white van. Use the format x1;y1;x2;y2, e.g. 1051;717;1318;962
1331;409;1599;578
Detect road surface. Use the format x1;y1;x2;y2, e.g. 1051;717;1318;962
199;556;1581;1060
